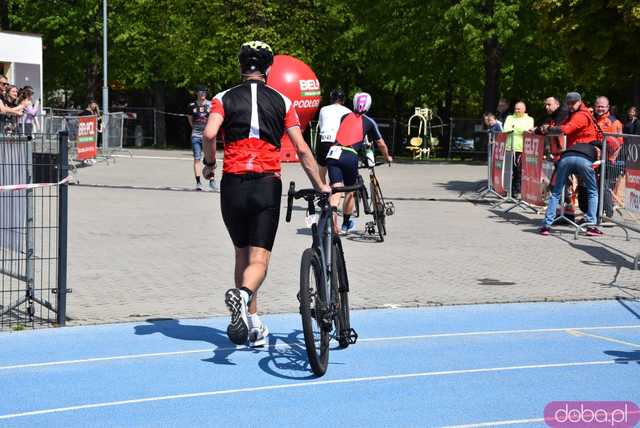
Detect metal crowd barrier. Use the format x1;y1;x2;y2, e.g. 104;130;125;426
599;132;640;267
0;132;69;329
481;131;537;214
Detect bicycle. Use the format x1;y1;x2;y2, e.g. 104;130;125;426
353;159;395;242
286;182;359;376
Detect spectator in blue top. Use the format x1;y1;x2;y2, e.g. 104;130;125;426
483;113;503;135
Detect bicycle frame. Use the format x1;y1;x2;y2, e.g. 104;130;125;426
286;182;362;326
309;196;334;314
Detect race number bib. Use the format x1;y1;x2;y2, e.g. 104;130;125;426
326;146;343;160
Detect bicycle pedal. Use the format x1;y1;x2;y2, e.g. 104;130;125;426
385;202;395;216
347;328;358;345
322;317;334;331
365;221;376;234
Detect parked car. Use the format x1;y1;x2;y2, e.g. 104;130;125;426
452;137;474;151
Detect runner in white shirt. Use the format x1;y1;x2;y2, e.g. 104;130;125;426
316;88;351;183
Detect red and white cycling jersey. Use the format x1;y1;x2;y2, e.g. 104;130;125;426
335;112;382;149
211;80;299;174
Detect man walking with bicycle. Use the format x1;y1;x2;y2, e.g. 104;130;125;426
328;92;392;234
202;41;329;347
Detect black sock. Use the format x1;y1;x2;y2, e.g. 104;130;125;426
196;176;201;184
240;286;253;301
343;214;351;226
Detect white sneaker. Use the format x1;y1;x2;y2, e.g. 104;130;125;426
249;324;269;348
224;289;249;345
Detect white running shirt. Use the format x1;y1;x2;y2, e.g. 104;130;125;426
318;103;352;142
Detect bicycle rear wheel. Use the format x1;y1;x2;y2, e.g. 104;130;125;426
299;247;330;376
353;186;361;218
359;175;371;214
371;178;386;242
332;238;351;348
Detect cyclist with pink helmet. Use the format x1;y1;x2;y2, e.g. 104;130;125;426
327;92;392;234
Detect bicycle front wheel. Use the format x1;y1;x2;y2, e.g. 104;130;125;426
332;238;351;348
299;248;330;376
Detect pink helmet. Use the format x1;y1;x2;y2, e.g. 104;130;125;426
353;92;372;114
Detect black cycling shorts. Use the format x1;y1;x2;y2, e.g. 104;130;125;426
220;173;282;251
316;141;333;167
327;149;359;186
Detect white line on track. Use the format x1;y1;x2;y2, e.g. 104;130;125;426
1;324;639;371
441;417;546;427
0;360;616;420
442;411;640;428
566;329;640;348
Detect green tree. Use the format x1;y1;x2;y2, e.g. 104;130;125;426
9;0;103;106
536;0;640;107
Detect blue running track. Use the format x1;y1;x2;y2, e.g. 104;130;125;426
0;300;639;427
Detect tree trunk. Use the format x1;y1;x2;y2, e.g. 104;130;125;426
0;0;9;31
483;37;502;114
153;81;167;147
633;75;640;107
86;61;99;102
443;79;453;157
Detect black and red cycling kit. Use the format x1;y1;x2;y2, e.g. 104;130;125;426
327;112;382;186
211;80;299;174
210;79;300;251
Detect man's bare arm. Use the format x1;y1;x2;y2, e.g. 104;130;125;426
287;126;330;192
375;138;393;162
201;113;224;179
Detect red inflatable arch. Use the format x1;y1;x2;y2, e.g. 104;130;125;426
267;55;321;162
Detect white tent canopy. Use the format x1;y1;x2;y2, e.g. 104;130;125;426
0;31;44;104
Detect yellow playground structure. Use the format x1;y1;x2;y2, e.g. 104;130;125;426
406;107;444;160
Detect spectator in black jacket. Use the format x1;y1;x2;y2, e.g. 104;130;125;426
496;98;510;124
623;106;639;135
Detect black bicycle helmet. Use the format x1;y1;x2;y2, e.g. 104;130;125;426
195;84;208;93
238;41;274;75
330;88;345;103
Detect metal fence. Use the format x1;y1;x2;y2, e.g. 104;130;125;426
0;132;69;330
109;107;193;148
600;133;640;245
448;118;486;159
40;112;126;153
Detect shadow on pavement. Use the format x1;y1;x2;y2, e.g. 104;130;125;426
257;330;315;380
134;318;240;365
604;350;640;364
555;235;637;270
346;230;382;244
489;210;541;227
435;180;486;194
258;330;346;380
616;297;640;319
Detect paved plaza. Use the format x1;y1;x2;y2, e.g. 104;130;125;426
65;150;640;324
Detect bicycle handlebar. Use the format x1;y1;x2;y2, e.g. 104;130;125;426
358;161;390;169
285;181;364;223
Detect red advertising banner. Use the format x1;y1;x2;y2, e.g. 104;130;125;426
76;116;97;160
491;133;507;196
521;133;546;206
624;138;640;214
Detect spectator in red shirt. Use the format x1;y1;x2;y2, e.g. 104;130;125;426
539;92;603;236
